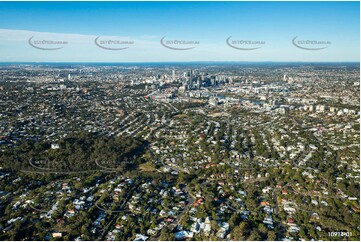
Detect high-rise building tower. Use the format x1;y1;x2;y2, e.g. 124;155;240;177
189;70;193;88
172;70;176;80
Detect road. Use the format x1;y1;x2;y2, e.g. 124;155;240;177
271;187;286;239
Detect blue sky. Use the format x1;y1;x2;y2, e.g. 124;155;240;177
0;1;359;62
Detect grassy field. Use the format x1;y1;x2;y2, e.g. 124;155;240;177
139;162;156;172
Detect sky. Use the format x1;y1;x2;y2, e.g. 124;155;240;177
0;1;359;62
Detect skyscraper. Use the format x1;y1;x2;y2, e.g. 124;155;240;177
189;70;193;88
172;70;176;81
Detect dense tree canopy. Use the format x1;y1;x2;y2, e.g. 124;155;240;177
0;132;147;172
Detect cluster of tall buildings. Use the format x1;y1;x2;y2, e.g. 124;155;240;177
176;70;227;91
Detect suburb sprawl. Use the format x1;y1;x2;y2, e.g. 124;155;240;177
0;63;359;241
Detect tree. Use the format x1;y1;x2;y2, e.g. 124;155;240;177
232;222;248;240
299;228;307;240
258;223;268;236
248;229;262;241
228;213;239;228
159;227;174;241
267;231;277;241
